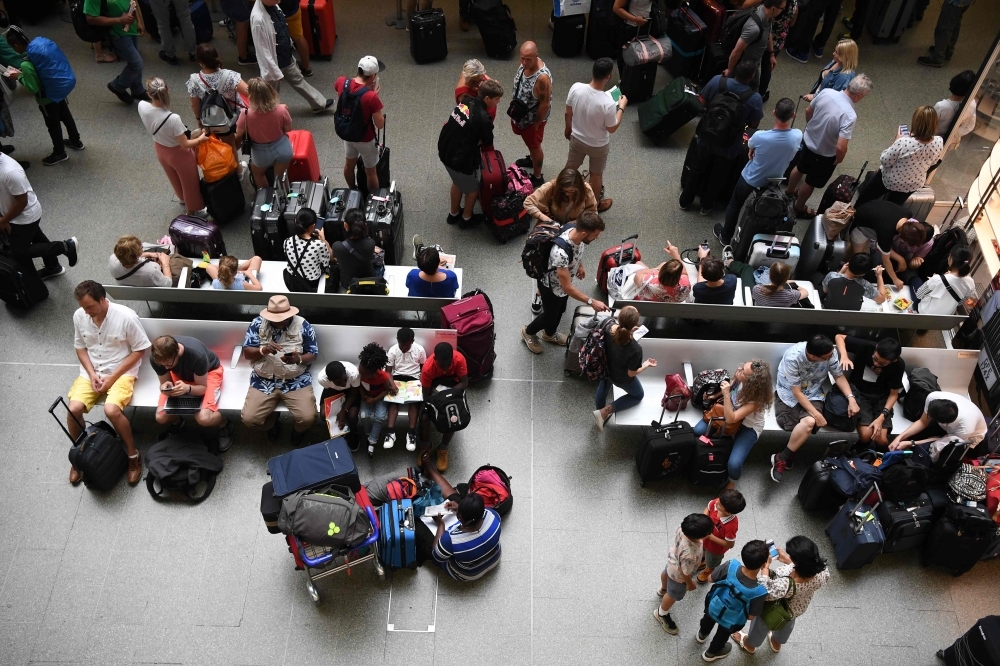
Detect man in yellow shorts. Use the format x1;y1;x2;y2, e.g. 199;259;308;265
68;281;151;485
279;0;312;77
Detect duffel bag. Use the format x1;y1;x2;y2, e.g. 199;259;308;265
622;35;671;66
277;485;371;548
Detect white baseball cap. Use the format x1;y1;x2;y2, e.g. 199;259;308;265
358;55;386;76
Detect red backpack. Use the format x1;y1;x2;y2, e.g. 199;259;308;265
662;373;692;412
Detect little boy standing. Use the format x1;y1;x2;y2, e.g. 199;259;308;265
698;489;746;583
655;513;715;635
386;327;427;452
698;540;769;662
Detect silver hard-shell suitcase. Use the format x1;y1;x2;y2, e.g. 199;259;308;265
748;234;800;269
795;215;846;280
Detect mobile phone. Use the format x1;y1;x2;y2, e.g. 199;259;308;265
700;239;710;251
162;382;173;393
899;124;909;137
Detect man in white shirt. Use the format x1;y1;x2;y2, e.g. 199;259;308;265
0;153;78;280
934;69;977;139
784;75;873;219
250;0;332;113
889;391;987;461
67;281;152;485
564;58;627;213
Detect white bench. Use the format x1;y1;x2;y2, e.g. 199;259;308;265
611;338;979;433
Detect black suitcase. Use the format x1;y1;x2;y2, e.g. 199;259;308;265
941;616;1000;666
619;61;658;104
49;396;127;492
637;77;703;142
698;42;726;86
586;0;616;59
168;215;227;258
636;408;697;485
798;458;844;512
687;434;732;485
876;493;935;553
251;186;289;260
922;502;996;575
325;187;364;241
409;8;448;64
266;439;362;496
356;124;391;201
260;480;282;534
284;177;329;226
365;183;405;266
0;250;48;309
825;487;885;570
665;4;706;80
552;14;586;57
867;0;915;43
474;3;518;59
731;184;793;263
200;171;246;223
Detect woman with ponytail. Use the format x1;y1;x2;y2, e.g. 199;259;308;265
593;306;656;431
912;245;975;315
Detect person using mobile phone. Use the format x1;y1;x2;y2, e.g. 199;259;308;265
854;105;943;207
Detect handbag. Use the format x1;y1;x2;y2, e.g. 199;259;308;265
506;70;531;123
621;22;671;66
761;576;796;631
704;402;741;437
283;238;319;293
948;463;988;502
240;108;252;157
661;373;691;412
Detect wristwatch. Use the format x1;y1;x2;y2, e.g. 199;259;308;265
616;104;624;113
881;408;891;418
587;297;593;306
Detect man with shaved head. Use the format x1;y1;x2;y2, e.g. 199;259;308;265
510;41;552;188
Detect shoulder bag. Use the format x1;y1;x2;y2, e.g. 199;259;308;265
761;576;796;631
506;70;530;123
283;237;319;292
940;273;963;302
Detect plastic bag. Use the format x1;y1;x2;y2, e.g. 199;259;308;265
197;134;237;183
822;201;854;240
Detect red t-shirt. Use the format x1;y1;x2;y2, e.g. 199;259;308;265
360;369;391;399
335;76;384;143
703;498;739;556
420;352;468;389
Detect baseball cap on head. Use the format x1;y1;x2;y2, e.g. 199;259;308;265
358;56;386;76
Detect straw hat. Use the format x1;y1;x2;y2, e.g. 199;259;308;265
260;295;299;322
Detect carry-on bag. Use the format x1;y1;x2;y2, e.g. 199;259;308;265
747;234;800;269
0;250;48;309
902;185;934;223
300;0;336;60
794;214;846;280
425;388;471;432
479;146;507;218
378;499;418;569
565;305;613;377
552;14;586;57
922;501;996;575
200;170;246;223
474;3;518;59
144;433;223;503
285;177;330;225
876;493;934;553
440;289;496;382
410;8;448;63
622;22;672;66
278;484;371;548
596;233;641;294
287;129;320;183
688;433;733;485
49;396;127;492
251;184;289;261
637;76;703;142
267;438;362;497
867;0;916;43
169;214;227;258
468;464;513;517
488;191;530;243
691;0;725;43
665;5;706;80
731;183;793;262
364;183;405;266
798;458;846;512
816;161;868;214
880;457;931;502
326;188;364;234
939;616;1000;666
356;121;392;201
825;484;885;570
636;407;697;485
586;0;616;59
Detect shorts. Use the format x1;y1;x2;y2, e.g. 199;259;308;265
251;135;293;168
661;572;688;601
704;549;724;573
284;8;304;40
511;119;546;150
393;374;418;382
68;375;136;412
773;393;824;433
855;391;893;431
566;135;610;174
156;365;224;413
794;143;837;189
345;138;379;168
445;165;481;194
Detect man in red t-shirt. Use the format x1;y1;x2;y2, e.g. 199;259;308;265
334;55;386;194
697;489;745;583
418;342;469;472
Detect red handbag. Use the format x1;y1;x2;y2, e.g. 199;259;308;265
661;374;692;412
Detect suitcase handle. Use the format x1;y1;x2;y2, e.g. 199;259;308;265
767;235;793;256
849;482;884;533
49;396;87;446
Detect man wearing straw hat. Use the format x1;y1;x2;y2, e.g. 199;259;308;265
241;295;318;445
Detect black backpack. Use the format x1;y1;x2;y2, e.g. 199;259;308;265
71;0;107;43
199;74;237;130
902;367;940;421
334;80;371;142
521;220;574;279
918;227;968;279
720;8;763;57
697;77;753;154
824;277;866;310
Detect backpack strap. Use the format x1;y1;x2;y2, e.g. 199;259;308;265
198;72;216;92
940;273;962;302
116;258;152;281
290;237;313;279
746;10;764;45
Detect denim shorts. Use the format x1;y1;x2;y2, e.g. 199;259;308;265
251;135;293;169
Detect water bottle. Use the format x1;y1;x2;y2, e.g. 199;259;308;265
766;539;778;558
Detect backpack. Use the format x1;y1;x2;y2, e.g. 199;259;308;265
830;454;882;499
720;8;764;58
692;368;730;410
902;367;940;422
277;484;371;548
948;464;989;503
425;388;471;433
334;79;371;142
468;464;513;517
71;0;107;43
506;164;534;196
823;277;866;310
578;317;614;381
521;221;574;279
697;78;753;155
25;38;76;103
199;74;237;130
918;227;968;279
706;561;763;628
662;373;692;412
822;385;858;432
880;457;931;502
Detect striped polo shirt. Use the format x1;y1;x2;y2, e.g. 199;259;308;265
432;508;502;581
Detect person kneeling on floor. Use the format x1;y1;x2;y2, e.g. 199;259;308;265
150;335;232;451
418;342;469;472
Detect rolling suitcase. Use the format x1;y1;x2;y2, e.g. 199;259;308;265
586;0;616;59
188;0;213;44
638;77;703;142
876;493;934;553
377;499;418;569
747;234;800;269
596;234;641;294
867;0;915;43
326;188;363;237
687;434;732;485
566;305;613;376
287;129;320;183
940;616;1000;666
731;184;793;263
260;481;282;534
409;8;448;63
488;191;530;243
636;409;697;485
698;42;727;85
619;61;658;104
922;502;996;575
0;251;48;309
816;161;867;214
440;289;496;383
794;215;846;280
169;215;226;258
902;185;934;223
691;0;725;43
251;185;289;260
825;486;885;570
356;123;391;201
364;183;405;266
200;170;246;223
300;0;336;60
474;3;518;59
285;177;329;225
665;5;706;80
267;438;361;496
798;458;845;512
552;14;586;57
49;396;127;492
479;146;507;218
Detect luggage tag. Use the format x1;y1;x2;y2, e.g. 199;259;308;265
260;203;271;212
698;435;713;444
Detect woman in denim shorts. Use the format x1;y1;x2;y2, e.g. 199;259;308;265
236;78;293;188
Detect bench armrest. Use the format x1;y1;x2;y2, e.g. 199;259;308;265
684;362;694;387
231;346;243;369
177;267;189;289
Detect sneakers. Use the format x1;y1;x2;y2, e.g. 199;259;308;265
713;224;731;246
37;265;66;280
290;429;306;447
383;431;396;449
367;442;376;458
721;246;734;269
64;237;79;267
109;83;134;103
678;199;691;211
267;419;282;442
539;331;568;346
446;213;463;225
770;453;787;483
313;98;335;114
529;175;545;189
699;207;711;216
458;213;486;229
593;409;607;432
159;50;180;65
515;155;533;169
929;45;953;60
653;609;679;635
126;453;142;485
301;67;313;77
69;465;82;484
65;139;85;151
812;46;824;58
531;292;543;315
42;153;68;166
597;198;613;212
412;234;424;261
436;448;449;472
406;431;417;452
237;54;258;66
841;16;854;30
696;628;711;644
521;327;543;354
785;48;809;63
217;419;234;452
702;643;733;661
917;55;944;68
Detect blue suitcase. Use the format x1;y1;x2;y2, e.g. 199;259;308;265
377;499;417;570
825;487;885;570
267;439;361;497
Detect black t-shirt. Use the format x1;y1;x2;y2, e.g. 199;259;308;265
149;336;220;382
332;237;377;288
437;97;495;175
843;335;905;397
852;200;911;254
606;332;642;385
693;275;738;305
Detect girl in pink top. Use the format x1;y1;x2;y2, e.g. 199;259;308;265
236;78;293;188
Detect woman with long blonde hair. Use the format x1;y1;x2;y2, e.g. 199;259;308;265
593;306;657;431
802;39;858;101
235;77;293;188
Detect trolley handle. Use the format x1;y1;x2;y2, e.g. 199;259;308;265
296;505;380;568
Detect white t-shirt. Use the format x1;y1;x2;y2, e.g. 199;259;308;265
566;82;619;148
138;101;187;147
915;273;974;315
387;343;427;378
934;98;977;138
0;153;42;225
924;390;987;455
804;89;856;157
73;302;152;379
318;361;361;390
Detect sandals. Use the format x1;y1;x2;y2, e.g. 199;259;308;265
793;205;817;220
768;633;782;653
731;632;755;654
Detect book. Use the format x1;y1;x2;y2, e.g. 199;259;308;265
384;380;423;404
323;393;350;439
606;85;621;102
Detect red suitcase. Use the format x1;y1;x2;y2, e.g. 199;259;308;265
596;234;641;294
440;290;496;383
692;0;725;44
287;129;320;182
479;146;506;218
299;0;336;60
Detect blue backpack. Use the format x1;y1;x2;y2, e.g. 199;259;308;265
706;560;766;628
26;38;76;103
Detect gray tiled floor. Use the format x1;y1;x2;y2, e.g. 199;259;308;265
1;0;999;664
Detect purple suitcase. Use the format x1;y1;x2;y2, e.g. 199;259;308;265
169;215;227;258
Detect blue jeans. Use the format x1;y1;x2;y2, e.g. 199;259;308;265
723;176;756;244
693;420;759;481
359;398;388;444
595;376;644;414
111;35;144;95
